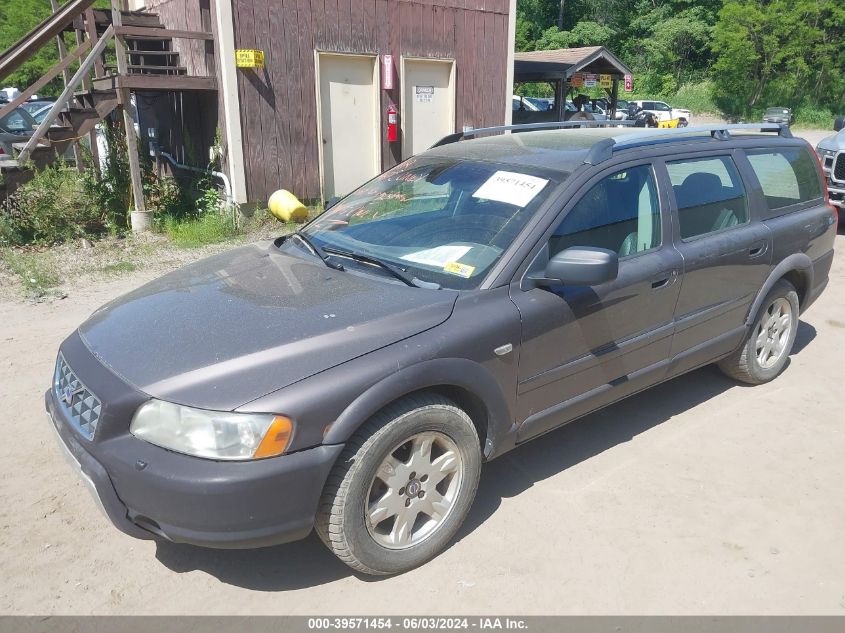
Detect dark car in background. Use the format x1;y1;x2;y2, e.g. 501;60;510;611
47;122;836;576
0;106;36;158
763;107;794;125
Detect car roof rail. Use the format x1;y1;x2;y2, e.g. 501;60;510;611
430;120;635;148
583;122;793;165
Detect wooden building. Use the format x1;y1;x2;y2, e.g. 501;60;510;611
134;0;518;205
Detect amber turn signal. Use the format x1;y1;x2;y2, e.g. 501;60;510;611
253;416;293;458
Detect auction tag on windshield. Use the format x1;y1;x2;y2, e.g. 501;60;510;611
444;261;475;278
401;245;471;267
472;171;548;207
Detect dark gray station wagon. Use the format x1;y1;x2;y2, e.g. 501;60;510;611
47;123;837;575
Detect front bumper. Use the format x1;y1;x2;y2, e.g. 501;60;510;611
45;333;345;549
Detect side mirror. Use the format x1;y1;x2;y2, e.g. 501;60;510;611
534;247;619;287
834;115;844;132
325;196;341;210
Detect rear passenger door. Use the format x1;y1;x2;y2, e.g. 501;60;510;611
662;152;773;369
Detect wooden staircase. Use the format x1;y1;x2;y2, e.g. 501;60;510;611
0;0;216;224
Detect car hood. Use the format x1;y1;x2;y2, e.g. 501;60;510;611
78;242;458;410
817;129;845;152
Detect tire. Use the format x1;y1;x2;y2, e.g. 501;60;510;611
677;118;689;128
315;394;482;575
718;279;799;385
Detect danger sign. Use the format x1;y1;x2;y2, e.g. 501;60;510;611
236;49;265;68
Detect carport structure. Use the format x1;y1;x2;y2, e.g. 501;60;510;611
513;46;633;122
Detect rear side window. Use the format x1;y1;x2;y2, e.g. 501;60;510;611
667;156;749;240
746;148;822;209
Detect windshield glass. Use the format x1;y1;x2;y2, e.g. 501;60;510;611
0;108;37;133
294;156;561;289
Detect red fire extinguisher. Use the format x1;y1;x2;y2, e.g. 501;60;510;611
387;104;398;143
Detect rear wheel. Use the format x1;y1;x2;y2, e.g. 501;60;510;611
677;118;689;128
315;394;481;575
718;279;799;384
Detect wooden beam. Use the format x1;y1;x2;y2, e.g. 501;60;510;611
114;26;214;40
0;0;97;82
84;8;104;79
112;3;148;231
92;74;217;92
0;39;91;120
51;0;84;172
17;26;113;163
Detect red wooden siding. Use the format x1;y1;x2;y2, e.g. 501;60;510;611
231;0;511;203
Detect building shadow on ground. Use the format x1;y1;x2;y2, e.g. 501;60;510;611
153;321;816;590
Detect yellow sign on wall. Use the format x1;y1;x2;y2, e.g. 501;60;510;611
599;74;613;89
236;49;265;68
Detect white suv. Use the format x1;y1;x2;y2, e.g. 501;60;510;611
631;100;691;127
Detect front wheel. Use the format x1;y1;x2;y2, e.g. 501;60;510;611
315;394;481;575
718;279;799;384
677;118;689;128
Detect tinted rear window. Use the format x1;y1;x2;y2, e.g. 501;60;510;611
746;148;822;209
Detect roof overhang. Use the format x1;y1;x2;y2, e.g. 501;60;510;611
514;46;633;82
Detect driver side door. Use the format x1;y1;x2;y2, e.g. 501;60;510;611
510;161;683;442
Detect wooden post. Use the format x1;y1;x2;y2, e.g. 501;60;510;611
50;0;85;171
76;16;99;177
610;77;619;120
112;1;149;232
84;8;104;78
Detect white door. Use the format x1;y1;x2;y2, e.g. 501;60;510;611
402;58;455;159
317;53;379;199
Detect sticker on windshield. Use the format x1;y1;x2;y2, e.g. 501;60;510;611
401;245;472;267
472;171;548;207
443;262;475;278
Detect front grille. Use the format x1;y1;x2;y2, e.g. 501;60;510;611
54;354;101;440
834;153;845;183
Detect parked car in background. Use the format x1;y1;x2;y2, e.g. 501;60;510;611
0;106;36;158
512;95;542;112
20;100;54;118
763;107;794;126
524;97;553;111
631;100;691;127
816;121;845;211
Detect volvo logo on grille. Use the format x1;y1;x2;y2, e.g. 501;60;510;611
62;385;81;406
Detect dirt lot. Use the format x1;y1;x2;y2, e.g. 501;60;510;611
1;131;844;615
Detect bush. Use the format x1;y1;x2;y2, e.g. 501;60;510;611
0;163;100;246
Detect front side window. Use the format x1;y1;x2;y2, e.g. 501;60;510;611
551;164;661;258
295;156;562;289
746;148;822;210
667;156;749;240
654;102;671;111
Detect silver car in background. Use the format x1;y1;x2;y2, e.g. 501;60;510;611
816;118;845;211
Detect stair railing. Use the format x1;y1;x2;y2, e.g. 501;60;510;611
17;26;114;164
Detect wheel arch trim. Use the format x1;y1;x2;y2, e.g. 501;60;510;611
746;253;813;326
322;358;513;458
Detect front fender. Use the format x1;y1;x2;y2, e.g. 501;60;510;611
323;358;515;459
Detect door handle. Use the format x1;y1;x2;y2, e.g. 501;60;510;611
748;241;768;258
651;270;677;289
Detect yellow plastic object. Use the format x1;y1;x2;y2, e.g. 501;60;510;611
268;189;308;223
658;118;681;129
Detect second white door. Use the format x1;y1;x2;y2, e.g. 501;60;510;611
402;58;455;160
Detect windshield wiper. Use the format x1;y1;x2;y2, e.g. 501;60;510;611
323;247;440;289
290;232;344;271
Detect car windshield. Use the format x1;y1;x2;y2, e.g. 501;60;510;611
293;156;561;289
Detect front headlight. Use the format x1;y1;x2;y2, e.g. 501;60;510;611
130;399;293;460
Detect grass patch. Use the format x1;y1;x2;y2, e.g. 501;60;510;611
1;250;60;297
100;260;138;275
792;106;836;130
161;212;240;248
